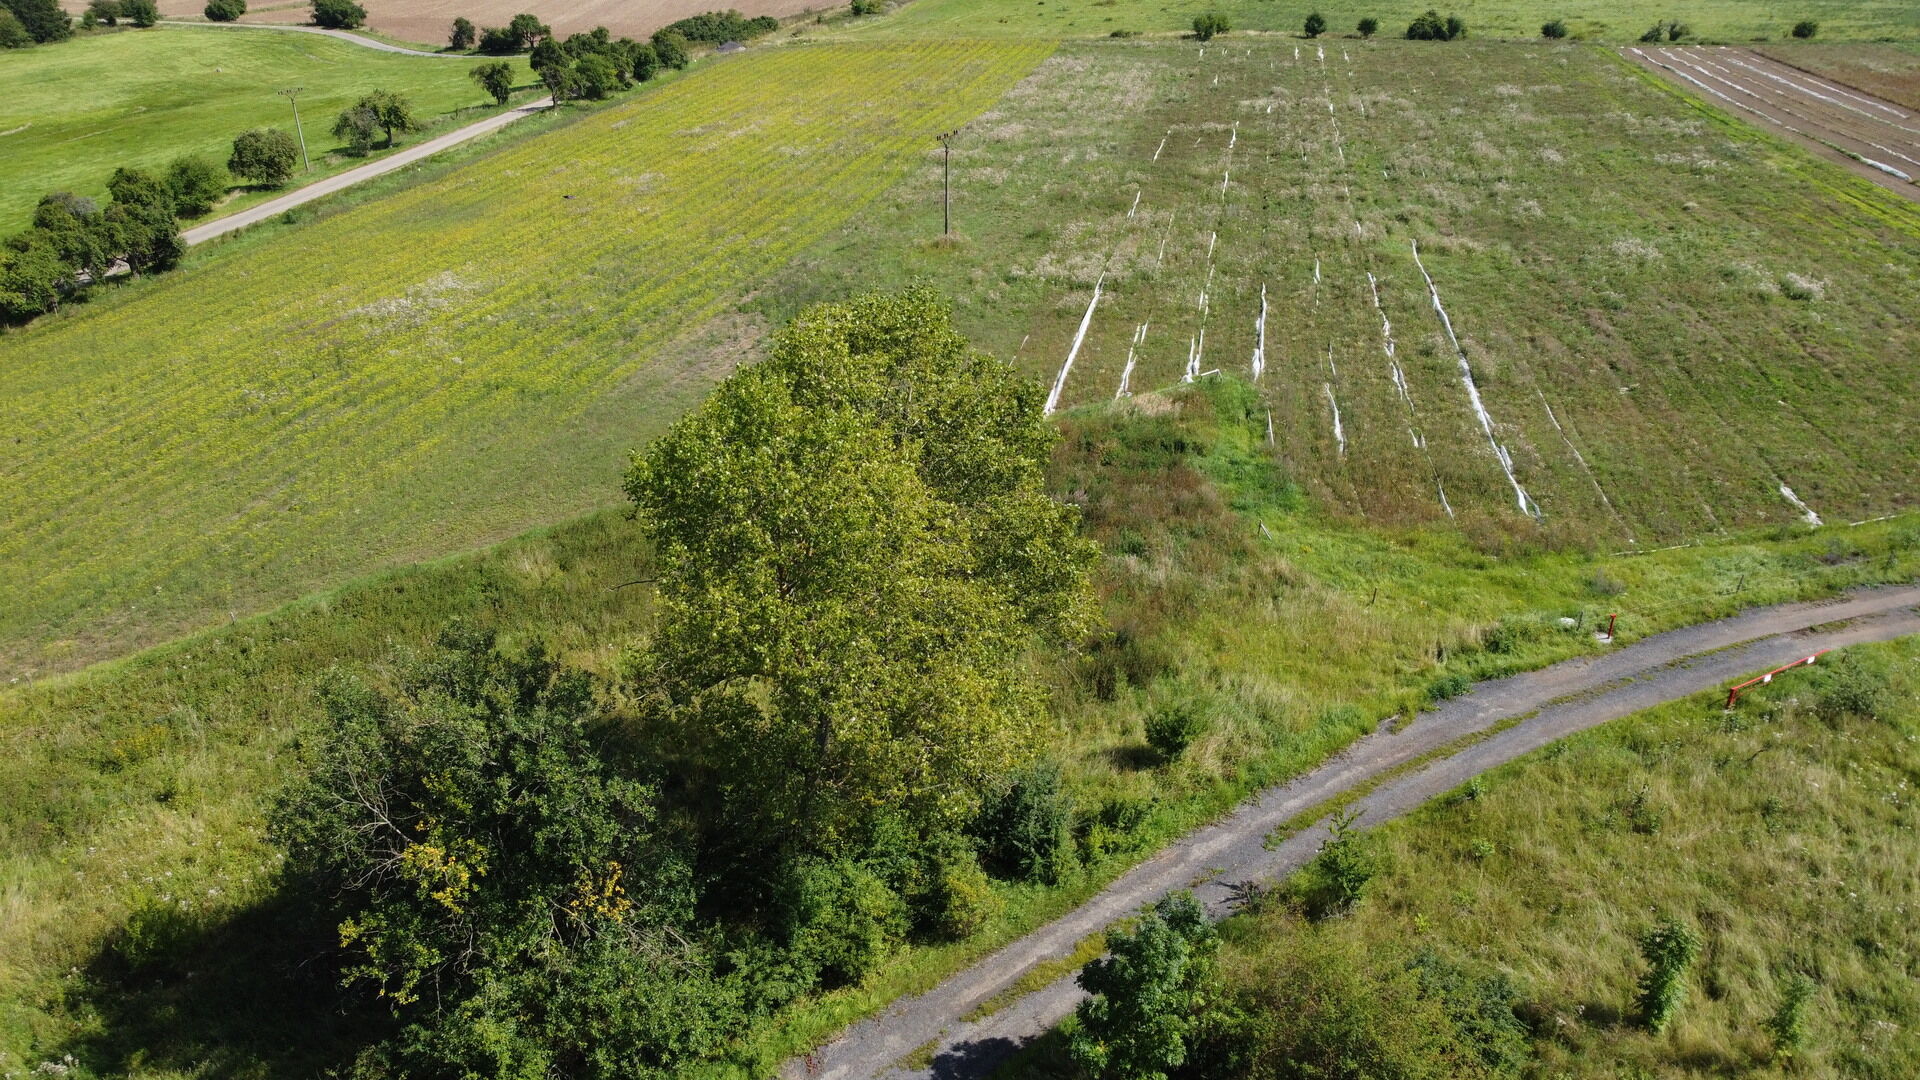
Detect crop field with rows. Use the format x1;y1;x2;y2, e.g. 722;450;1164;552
759;39;1920;549
0;39;1052;678
0;28;530;227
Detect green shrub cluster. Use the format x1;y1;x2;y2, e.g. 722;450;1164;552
2;162;197;322
1407;9;1465;39
203;0;245;21
1191;11;1228;40
1639;18;1690;41
2;0;71;43
656;9;779;43
310;0;364;30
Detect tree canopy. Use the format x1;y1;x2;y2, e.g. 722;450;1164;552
623;287;1096;865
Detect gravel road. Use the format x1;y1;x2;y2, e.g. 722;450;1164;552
783;584;1920;1080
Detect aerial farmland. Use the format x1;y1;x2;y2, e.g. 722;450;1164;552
1;2;1916;1079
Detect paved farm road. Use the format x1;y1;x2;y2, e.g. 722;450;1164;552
158;19;463;56
785;584;1920;1080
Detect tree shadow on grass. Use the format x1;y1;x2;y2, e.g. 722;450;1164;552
57;890;387;1079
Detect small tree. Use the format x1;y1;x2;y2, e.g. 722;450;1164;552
6;0;71;41
164;155;227;216
228;127;299;186
0;7;32;45
574;52;619;98
1295;807;1375;918
121;0;157;27
1;239;72;321
1541;17;1567;38
537;57;581;102
447;14;474;48
974;761;1074;884
1356;16;1377;37
627;39;659;81
1070;892;1217;1080
105;167;182;273
1764;974;1816;1061
470;59;514;104
203;0;245;20
1144;700;1206;762
1191;11;1228;40
331;105;379;154
1303;10;1325;37
849;0;883;14
1791;18;1818;38
354;89;417;147
650;27;689;68
85;0;120;26
1634;917;1701;1033
507;10;549;48
309;0;364;28
1406;9;1447;38
1444;13;1466;38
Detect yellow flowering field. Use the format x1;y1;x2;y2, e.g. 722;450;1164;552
0;40;1054;678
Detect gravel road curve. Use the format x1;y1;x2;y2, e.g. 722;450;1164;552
783;584;1920;1080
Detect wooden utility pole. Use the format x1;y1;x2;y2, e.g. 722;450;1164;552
279;87;311;172
936;128;959;235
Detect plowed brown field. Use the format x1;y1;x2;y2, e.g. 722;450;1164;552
1630;45;1920;202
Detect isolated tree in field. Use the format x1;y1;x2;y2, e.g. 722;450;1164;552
84;0;119;25
119;0;156;25
449;14;474;48
1071;892;1217;1080
1356;16;1377;37
3;0;71;41
1541;17;1567;38
623;287;1095;865
164;155;227;216
1190;11;1227;40
309;0;364;29
1791;19;1818;38
470;59;515;104
1303;10;1325;37
1634;917;1700;1033
228;127;300;186
272;628;731;1080
0;7;33;45
508;10;549;48
650;27;689;68
203;0;245;21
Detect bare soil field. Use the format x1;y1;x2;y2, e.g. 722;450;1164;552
125;0;830;45
1630;45;1920;202
1754;42;1920;113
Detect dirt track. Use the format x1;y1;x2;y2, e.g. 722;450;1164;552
1628;45;1920;203
783;584;1920;1080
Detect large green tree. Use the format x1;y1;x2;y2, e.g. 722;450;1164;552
624;287;1095;864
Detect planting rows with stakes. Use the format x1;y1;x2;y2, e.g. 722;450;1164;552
0;40;1053;677
997;40;1918;545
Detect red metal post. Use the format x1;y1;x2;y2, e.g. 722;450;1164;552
1605;613;1617;641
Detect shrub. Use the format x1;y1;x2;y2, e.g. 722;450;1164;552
658;9;779;42
1406;9;1461;39
1191;10;1228;40
1541;17;1567;38
227;127;299;186
1071;892;1217;1080
1765;974;1817;1060
929;854;1001;939
1428;671;1471;700
449;14;474;48
309;0;364;29
470;59;514;104
1791;18;1817;38
164;155;226;216
575;52;619;98
1294;808;1375;918
477;24;518;52
782;858;908;986
1640;18;1689;42
1302;10;1325;37
974;761;1074;884
6;0;70;41
1356;16;1377;37
86;0;120;26
1634;917;1701;1033
849;0;882;14
203;0;244;20
1816;653;1888;721
120;0;157;27
1145;699;1207;761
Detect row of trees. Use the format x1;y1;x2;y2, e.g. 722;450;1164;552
1194;11;1463;41
1;163;197;320
269;289;1099;1076
524;26;693;101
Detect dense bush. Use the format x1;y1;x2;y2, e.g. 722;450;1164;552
448;15;474;48
309;0;364;29
1191;10;1228;40
849;0;883;15
1145;699;1206;761
1356;15;1377;37
477;24;518;52
2;0;70;41
1406;9;1464;39
228;126;300;186
975;761;1075;884
164;155;227;216
1634;917;1700;1033
1;6;35;45
1791;18;1818;38
203;0;245;21
119;0;156;26
658;9;778;43
1302;10;1325;37
1639;18;1689;41
1541;17;1567;38
1292;808;1375;919
1071;892;1217;1080
84;0;119;25
650;27;689;68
